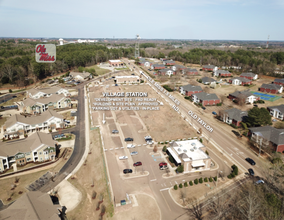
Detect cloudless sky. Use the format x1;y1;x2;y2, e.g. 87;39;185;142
0;0;283;41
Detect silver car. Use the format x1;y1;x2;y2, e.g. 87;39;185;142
130;151;138;156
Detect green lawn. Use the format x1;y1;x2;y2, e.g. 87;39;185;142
87;65;111;75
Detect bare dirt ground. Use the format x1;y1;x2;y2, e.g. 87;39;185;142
66;128;114;220
113;194;160;220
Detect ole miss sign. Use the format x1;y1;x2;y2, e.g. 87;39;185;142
35;44;56;63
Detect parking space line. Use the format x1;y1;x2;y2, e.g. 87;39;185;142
115;148;119;150
160;188;170;192
175;181;178;184
109;148;113;151
150;179;157;181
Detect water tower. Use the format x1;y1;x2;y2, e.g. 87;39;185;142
135;34;141;58
59;38;64;45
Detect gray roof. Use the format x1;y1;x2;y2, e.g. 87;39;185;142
201;77;216;83
267;104;284;114
249;126;284;146
260;83;282;90
164;60;175;64
158;69;173;73
27;86;65;96
203;65;215;69
181;84;202;92
231;77;252;83
216;70;231;74
193;92;219;101
274;78;284;84
152;64;165;68
229;90;255;98
184;68;198;72
224;108;248;122
70;71;91;79
0;132;55;157
174;65;186;69
23;94;67;106
240;72;256;77
0;191;61;220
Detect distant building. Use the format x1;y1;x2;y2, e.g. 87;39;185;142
202;65;216;71
240;72;258;80
167;140;211;173
70;71;91;81
267;104;284;120
214;70;232;77
221;108;248;127
163;60;175;66
183;68;198;75
59;38;64;45
109;60;124;66
191;92;220;106
138;59;152;67
115;76;140;84
180;84;203;96
26;86;70;99
172;65;186;72
229;77;252;86
259;84;283;94
273;78;284;87
151;64;166;70
228;90;259;104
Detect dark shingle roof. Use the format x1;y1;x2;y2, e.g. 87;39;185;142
152;64;165;68
229;90;255;98
267;104;284;114
240;72;256;77
216;70;231;74
203;65;215;69
201;77;216;83
158;69;173;73
224;108;248;122
193;92;219;101
184;68;198;72
230;77;252;83
181;84;202;92
249;126;284;146
260;83;282;90
274;78;284;84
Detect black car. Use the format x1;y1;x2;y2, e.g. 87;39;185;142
248;168;255;176
245;158;256;165
125;137;133;142
201;106;206;110
123;169;133;174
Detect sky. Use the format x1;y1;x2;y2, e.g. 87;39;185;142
0;0;283;41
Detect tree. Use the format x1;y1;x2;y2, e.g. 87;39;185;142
180;189;186;205
194;179;199;185
246;107;272;127
199;178;203;184
186;197;204;220
174;184;178;190
162;146;167;152
176;165;184;173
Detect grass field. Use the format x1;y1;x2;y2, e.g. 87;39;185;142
88;65;111;75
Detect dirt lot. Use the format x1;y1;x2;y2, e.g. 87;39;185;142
66;128;114;220
113;194;160;220
0;147;73;205
88;65;112;75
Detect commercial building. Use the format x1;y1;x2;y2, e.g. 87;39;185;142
167;140;211;172
109;60;124;66
115;76;140;84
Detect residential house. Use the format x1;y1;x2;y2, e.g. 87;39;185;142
138;60;152;67
273;78;284;87
151;64;166;70
180;84;203;96
183;68;198;75
202;65;216;71
26;86;70;99
0;132;56;171
163;60;175;66
248;126;284;153
267;104;284;120
172;65;186;72
69;71;91;81
221;108;248;127
167;140;211;172
214;70;232;77
3;109;65;139
240;72;258;80
229;77;252;85
115;76;140;84
259;84;283;94
192;92;220;106
200;77;216;85
0;191;63;220
19;94;71;114
157;69;175;76
228;90;260;104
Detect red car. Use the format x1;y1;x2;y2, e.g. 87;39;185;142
133;162;142;166
159;162;167;166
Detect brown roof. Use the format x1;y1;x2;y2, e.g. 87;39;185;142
0;132;55;157
0;191;61;220
4;109;63;129
23;94;66;106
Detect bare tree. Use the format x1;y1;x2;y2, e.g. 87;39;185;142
180;189;186;206
237;94;247;106
186;197;204;220
2;64;15;83
153;145;158;153
203;87;210;93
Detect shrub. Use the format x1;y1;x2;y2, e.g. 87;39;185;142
162;146;167;152
241;122;248;130
230;124;238;129
184;182;188;187
205;150;209;155
179;183;183;188
227;174;232;179
174;184;178;190
232;165;238;175
194;179;198;185
209;177;213;182
204;177;208;182
163;85;174;92
199;178;203;184
216;102;222;106
176;165;184;173
189;181;193;186
199;138;203;143
231;173;235;178
168;155;174;163
9;89;12;93
214;176;218;181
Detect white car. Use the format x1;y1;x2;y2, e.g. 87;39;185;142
130;151;138;156
127;144;135;149
119;156;128;160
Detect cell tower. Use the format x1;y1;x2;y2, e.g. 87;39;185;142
135;34;141;58
266;35;270;50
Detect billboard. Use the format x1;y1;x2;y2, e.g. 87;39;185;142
35;44;56;63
